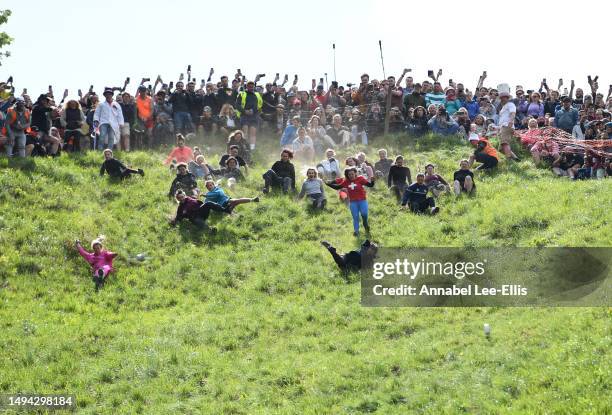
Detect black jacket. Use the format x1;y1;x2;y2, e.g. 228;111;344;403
168;172;198;197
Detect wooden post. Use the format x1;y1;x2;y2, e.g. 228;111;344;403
383;82;393;135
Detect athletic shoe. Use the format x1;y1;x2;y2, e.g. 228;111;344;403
353;231;359;237
262;187;269;194
431;207;440;215
138;169;145;177
320;241;331;249
253;196;260;203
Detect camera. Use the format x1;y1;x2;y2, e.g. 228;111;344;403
347;83;354;88
258;73;266;78
332;81;338;89
187;65;191;72
7;76;13;84
142;78;151;83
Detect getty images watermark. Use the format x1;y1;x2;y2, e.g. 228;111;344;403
361;248;611;307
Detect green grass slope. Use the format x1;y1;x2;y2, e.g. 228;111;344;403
0;135;610;414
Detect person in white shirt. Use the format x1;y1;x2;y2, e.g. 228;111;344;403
316;148;342;180
94;88;124;150
496;91;520;161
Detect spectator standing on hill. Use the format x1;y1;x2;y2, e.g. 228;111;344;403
94;88;124;150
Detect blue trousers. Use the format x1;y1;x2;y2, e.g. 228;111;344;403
173;112;193;134
349;200;369;233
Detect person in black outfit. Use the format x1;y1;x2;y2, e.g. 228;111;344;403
31;94;61;155
169;81;193;135
388;155;412;201
262;149;296;194
219;145;248;169
321;240;378;274
401;173;440;214
216;76;236;108
202;83;219;115
187;81;204;132
168;162;199;197
99;149;144;179
261;83;279;131
453;159;476;195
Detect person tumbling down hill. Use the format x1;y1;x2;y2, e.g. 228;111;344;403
297;168;326;210
202;179;258;215
320;240;378;274
170;184;258;230
164;134;194;167
424;163;449;197
99;149;145;179
168;162;199;198
210;157;245;189
401;173;440;215
75;236;117;291
325;167;375;237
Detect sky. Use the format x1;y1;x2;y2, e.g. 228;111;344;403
1;0;610;99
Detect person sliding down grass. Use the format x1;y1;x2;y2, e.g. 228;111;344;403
453;159;476;195
169;190;220;232
297;168;326;210
99;149;144;179
325;167;375;237
320;239;378;274
75;236;117;291
262;149;296;194
401;173;440;215
202;179;259;215
168;162;199;198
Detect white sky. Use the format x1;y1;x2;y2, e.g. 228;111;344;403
1;0;610;97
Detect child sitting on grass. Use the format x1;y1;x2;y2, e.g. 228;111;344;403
297;168;326;210
75;236;117;291
99;149;145;179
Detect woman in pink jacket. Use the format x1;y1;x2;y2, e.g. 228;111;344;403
75;236;117;290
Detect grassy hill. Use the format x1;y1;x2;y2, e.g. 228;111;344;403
0;134;610;414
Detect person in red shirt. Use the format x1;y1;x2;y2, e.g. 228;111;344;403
325;167;375;236
164;134;194;166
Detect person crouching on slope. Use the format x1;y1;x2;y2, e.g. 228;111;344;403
75;236;118;290
325;167;375;237
401;173;440;215
99;149;145;179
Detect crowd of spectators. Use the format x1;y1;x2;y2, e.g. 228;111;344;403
0;68;610;178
